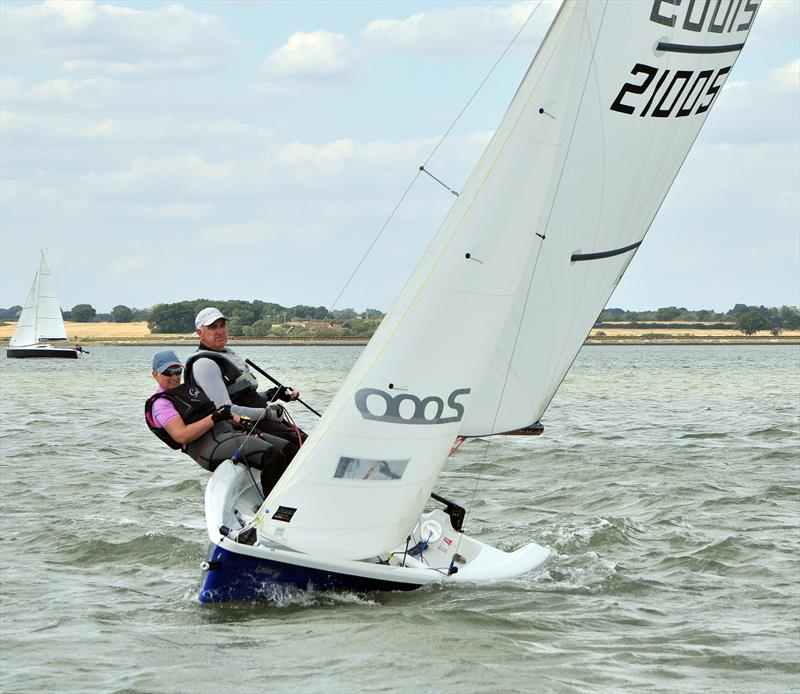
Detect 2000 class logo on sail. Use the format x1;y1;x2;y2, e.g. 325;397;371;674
354;387;471;425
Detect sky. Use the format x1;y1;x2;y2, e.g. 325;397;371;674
1;0;798;314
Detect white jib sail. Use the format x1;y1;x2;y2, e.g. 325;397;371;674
9;251;68;347
254;0;759;559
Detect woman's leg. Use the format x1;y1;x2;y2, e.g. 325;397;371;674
256;419;305;460
185;423;290;495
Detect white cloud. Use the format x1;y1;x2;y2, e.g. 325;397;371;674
0;104;265;157
139;202;213;221
361;0;558;54
274;138;355;175
1;2;795;313
1;75;118;106
754;0;800;35
75;136;417;199
0;1;241;77
262;31;363;80
85;153;237;195
0;110;17;130
108;255;147;275
770;59;800;93
194;220;330;249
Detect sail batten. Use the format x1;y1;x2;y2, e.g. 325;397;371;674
657;41;744;55
571;241;643;262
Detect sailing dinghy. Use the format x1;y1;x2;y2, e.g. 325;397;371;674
199;0;759;601
6;251;80;359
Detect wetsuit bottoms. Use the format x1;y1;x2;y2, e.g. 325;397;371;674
185;422;291;496
255;419;306;461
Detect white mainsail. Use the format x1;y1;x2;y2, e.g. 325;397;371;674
9;251;68;347
254;0;759;559
460;0;760;436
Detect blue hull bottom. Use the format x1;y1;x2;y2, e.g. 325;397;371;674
198;544;421;602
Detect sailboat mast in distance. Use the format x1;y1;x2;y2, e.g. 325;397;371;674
7;251;78;359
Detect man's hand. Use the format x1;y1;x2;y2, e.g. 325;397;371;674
267;404;285;421
278;387;300;402
211;404;233;423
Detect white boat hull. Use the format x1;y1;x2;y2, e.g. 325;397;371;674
199;460;549;602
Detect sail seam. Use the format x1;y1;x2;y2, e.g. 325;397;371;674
468;1;610;439
459;1;611;548
520;2;612;428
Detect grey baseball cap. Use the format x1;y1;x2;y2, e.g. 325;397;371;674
152;350;182;373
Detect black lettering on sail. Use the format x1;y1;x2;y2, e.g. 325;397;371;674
683;0;711;32
697;66;731;113
677;70;713;117
653;71;693;118
611;64;658;115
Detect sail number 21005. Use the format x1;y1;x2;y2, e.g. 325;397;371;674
610;63;731;118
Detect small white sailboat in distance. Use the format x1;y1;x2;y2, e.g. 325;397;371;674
7;251;80;359
198;0;760;600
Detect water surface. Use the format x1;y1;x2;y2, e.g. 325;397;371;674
1;345;798;693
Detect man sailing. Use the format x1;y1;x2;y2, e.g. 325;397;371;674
184;307;306;462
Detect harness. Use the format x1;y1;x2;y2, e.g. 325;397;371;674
184;346;267;408
145;383;216;450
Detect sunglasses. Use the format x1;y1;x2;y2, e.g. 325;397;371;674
161;366;183;377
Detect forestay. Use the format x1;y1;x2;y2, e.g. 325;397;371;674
10;251;68;347
253;0;759;559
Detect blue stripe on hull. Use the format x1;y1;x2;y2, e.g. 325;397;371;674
198;543;422;602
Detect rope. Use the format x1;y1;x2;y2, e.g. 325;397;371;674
229;385;288;502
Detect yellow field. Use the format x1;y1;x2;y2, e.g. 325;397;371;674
593;327;771;337
1;320;797;342
591;326;800;338
0;321;158;340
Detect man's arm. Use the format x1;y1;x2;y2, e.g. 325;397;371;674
192;357;277;420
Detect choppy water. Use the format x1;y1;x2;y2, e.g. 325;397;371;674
1;344;798;693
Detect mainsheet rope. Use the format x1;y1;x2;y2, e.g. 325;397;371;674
232;387;298;503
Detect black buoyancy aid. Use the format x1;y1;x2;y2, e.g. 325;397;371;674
184;346;267;408
145;383;216;450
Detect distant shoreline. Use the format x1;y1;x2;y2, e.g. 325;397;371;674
3;337;796;347
1;320;798;347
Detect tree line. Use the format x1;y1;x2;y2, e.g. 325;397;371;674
0;303;150;323
597;304;800;335
1;301;797;336
145;299;384;337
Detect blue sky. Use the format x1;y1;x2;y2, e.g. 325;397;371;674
1;0;798;314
